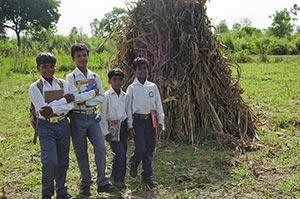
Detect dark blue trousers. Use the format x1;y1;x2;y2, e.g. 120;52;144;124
70;113;108;187
130;117;156;177
38;118;70;197
109;121;128;182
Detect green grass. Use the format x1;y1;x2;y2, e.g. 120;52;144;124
1;59;300;198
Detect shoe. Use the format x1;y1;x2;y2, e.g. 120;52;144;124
112;179;126;189
142;176;157;188
129;165;138;178
42;196;52;199
79;185;91;197
97;183;118;193
110;175;126;189
56;193;76;199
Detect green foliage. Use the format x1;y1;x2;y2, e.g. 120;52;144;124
90;7;127;37
268;37;291;55
232;22;241;32
0;0;61;47
216;19;229;34
233;50;253;63
268;8;293;37
221;33;235;52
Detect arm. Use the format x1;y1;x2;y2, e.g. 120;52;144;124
125;93;133;129
66;73;97;104
125;92;135;139
100;94;110;136
29;83;47;113
46;80;72;107
85;74;105;106
126;86;134;129
50;81;74;115
29;81;74;117
155;85;165;129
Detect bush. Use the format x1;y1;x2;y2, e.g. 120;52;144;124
234;50;253;63
268;38;290;55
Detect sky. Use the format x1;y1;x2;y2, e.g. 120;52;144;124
57;0;300;36
35;0;300;36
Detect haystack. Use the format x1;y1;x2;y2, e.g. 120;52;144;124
111;0;258;147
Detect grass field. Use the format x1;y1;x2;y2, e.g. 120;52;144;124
0;60;300;198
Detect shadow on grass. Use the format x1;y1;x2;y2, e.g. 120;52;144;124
109;140;237;198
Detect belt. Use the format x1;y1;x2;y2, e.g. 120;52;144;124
39;115;66;123
133;113;151;120
72;108;96;115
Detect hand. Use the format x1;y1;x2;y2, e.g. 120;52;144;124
157;124;163;131
64;94;74;103
40;106;53;117
105;134;112;142
128;128;135;140
94;88;99;95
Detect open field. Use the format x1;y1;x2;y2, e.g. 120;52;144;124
0;60;300;198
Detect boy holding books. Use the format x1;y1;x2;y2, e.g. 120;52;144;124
126;57;165;188
66;43;116;197
100;68;134;189
28;52;75;199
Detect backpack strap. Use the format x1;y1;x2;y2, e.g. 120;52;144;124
36;79;43;93
57;78;64;89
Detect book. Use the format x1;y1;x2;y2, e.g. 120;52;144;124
75;79;97;93
44;89;64;103
110;120;121;141
150;109;159;128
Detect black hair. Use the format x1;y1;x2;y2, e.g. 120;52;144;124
132;57;149;70
108;68;125;79
71;43;90;58
36;52;56;66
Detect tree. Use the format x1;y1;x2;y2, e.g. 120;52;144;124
232;22;242;32
240;26;262;36
232;18;252;32
268;8;293;37
290;3;300;32
216;20;229;34
90;7;127;37
0;0;60;47
239;17;252;27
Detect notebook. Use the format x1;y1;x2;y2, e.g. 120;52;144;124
44;89;64;103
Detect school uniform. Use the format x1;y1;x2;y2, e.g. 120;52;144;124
100;88;133;185
126;77;164;179
66;67;108;188
28;76;74;198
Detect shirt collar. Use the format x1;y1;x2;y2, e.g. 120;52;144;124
40;76;59;85
73;67;94;78
108;87;125;96
133;77;149;86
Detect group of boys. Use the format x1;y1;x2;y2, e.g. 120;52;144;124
28;43;165;199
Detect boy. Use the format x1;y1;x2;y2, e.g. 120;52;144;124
66;43;116;197
28;52;75;199
100;68;134;189
126;57;165;188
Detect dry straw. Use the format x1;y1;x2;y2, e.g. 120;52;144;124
112;0;258;147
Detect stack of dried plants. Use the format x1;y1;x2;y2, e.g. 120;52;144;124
112;0;258;147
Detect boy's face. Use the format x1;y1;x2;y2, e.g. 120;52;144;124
72;50;89;69
134;63;148;79
37;63;55;80
109;76;124;91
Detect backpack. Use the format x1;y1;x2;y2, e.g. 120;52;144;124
29;79;63;144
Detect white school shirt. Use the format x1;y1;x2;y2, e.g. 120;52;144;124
100;88;133;135
28;76;74;119
66;67;105;110
126;78;165;129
